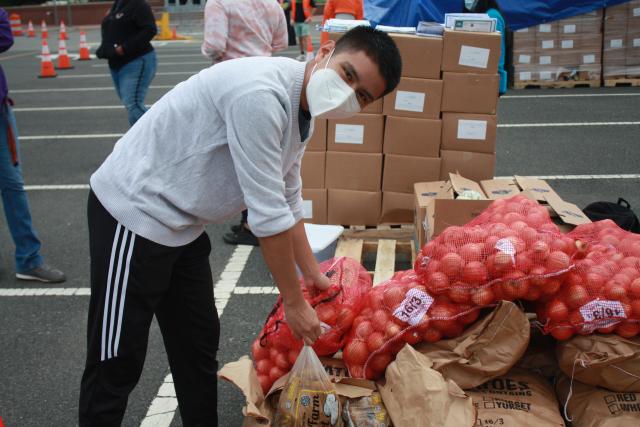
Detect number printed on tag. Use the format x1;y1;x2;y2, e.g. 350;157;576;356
393;288;434;326
579;300;626;331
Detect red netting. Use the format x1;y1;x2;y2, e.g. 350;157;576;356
537;220;640;340
342;271;483;380
414;195;576;306
251;257;372;394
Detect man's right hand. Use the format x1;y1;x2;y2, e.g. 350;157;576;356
283;297;322;346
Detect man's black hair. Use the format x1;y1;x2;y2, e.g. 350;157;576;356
334;26;402;97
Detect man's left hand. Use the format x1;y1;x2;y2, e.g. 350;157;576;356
303;272;330;292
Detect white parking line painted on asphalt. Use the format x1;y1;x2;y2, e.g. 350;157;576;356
92;61;210;67
234;286;279;294
59;71;197;79
24;184;90;190
498;121;640;128
495;174;640;180
11;85;174;94
140;244;254;427
503;93;640;99
0;287;90;296
14;106;127;112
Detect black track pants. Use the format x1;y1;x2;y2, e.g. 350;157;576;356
79;191;219;426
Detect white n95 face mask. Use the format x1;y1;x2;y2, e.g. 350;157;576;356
305;50;361;119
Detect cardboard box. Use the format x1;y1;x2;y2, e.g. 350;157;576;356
536;37;557;52
383;78;443;119
383;116;441;157
440;149;495;182
536;22;559;36
327;113;384;153
380;191;415;223
306;118;327;151
382;154;441;193
362;97;383;114
389;33;443;79
300;151;325;189
441;113;497;154
301;188;327;224
514;51;535;65
441;29;502;74
441;72;499;114
325;151;382;191
328;189;381;225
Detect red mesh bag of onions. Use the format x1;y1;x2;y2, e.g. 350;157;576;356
414;195;577;306
251;257;372;394
537;220;640;341
342;270;483;380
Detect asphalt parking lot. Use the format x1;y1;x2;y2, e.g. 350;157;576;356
0;26;639;427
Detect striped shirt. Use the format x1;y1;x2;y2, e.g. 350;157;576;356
201;0;288;63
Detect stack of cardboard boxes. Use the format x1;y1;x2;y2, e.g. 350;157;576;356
301;29;501;226
513;10;603;85
604;0;640;79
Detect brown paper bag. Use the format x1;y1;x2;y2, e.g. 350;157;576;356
557;334;640;393
415;301;530;389
556;375;640;427
517;323;562;380
466;368;565;427
378;345;476;427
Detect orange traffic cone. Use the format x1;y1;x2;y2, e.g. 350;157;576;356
27;20;35;37
305;37;315;61
41;20;48;39
78;31;91;60
10;13;23;37
38;40;56;78
56;39;73;70
59;20;68;40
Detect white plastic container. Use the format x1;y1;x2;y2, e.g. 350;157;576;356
304;223;344;263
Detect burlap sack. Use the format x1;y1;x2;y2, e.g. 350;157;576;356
557;334;640;392
415;301;530;389
466;368;565;427
556;375;640;427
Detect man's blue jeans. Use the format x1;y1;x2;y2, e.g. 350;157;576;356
109;51;157;126
0;102;43;273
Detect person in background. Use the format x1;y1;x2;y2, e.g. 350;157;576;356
281;0;298;46
96;0;157;126
202;0;288;246
291;0;316;61
320;0;364;44
465;0;507;94
0;9;66;283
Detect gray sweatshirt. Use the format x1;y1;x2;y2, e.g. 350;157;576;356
91;56;311;247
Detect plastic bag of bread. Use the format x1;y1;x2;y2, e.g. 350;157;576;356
557;334;640;392
556;374;640;427
342;391;392;427
272;345;342;426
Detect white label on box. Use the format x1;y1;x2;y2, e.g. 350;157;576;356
539;24;552;33
457;119;487;140
611;39;623;49
393;288;434;326
583;54;596;64
540;55;552;65
564;24;576;33
334;124;364;144
516;27;529;33
539;71;553;80
561;39;574;49
519;71;532;81
458;45;490;69
542;40;554;49
518;54;531;64
302;200;313;219
634;38;640;48
579;300;626;332
634;7;640;17
394;90;425;112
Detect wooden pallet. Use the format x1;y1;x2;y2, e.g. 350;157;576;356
604;78;640;87
514;79;601;89
334;225;416;286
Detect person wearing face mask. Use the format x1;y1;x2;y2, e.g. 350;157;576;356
79;25;402;426
465;0;507;94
